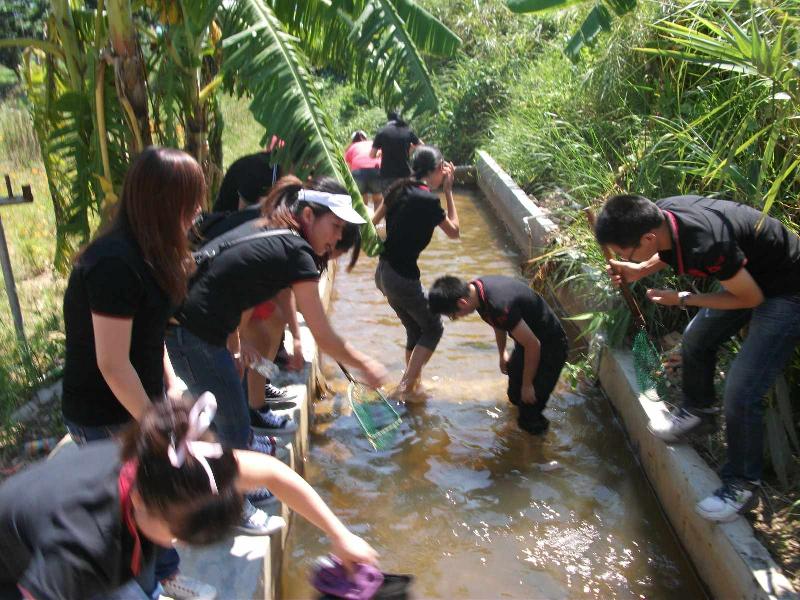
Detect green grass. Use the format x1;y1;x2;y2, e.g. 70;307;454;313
0;85;65;432
0;91;274;433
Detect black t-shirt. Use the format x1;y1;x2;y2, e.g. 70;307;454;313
213;152;281;212
62;227;172;427
0;441;156;600
189;205;261;249
656;196;800;297
382;185;445;279
473;276;566;347
177;222;320;346
372;122;420;179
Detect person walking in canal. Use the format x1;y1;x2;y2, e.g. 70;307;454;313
594;194;800;522
373;145;460;396
345;130;383;211
59;146;214;600
370;111;421;192
0;394;378;600
428;275;568;435
166;175;388;528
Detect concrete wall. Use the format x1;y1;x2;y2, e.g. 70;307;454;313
475;151;797;600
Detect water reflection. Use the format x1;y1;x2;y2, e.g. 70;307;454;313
281;193;703;599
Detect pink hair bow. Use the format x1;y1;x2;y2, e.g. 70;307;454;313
168;392;223;494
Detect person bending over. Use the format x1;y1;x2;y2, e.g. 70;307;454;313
0;395;377;600
594;193;800;522
429;275;568;435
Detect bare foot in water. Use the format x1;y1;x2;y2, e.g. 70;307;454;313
391;379;429;402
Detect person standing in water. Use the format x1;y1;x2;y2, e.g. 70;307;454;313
370;111;421;192
428;275;568;435
345;130;383;211
373;146;460;396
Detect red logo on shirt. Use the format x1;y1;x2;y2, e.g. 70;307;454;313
688;255;725;277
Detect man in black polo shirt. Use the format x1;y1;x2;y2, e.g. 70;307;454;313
595;194;800;522
370;111;421;190
429;275;568;435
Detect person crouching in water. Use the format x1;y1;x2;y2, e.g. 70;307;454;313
372;146;460;397
429;275;568;435
0;394;377;600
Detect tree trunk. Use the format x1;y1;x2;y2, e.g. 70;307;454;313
107;0;152;152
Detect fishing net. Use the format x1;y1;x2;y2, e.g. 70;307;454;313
346;379;402;450
632;328;664;395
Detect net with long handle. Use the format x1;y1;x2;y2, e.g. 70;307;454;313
585;209;664;397
337;363;402;450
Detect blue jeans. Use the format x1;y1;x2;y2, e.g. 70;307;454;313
65;421;181;587
680;293;800;481
165;325;250;449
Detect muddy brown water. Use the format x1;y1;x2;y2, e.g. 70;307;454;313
281;192;705;599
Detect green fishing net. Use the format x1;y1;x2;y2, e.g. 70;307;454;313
348;381;402;450
632;329;669;398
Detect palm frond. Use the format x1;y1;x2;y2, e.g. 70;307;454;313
221;0;383;255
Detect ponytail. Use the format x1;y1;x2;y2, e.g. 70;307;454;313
120;396;242;545
384;145;444;212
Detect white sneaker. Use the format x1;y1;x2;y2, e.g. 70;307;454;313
237;499;286;536
648;406;702;442
160;574;216;600
695;480;759;522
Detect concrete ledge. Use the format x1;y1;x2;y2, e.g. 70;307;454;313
476;150;557;256
178;268;336;599
599;349;796;599
475;150;798;600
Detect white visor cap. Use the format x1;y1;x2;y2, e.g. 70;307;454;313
299;190;366;225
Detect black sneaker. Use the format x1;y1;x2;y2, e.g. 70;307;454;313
265;382;296;401
518;415;550;436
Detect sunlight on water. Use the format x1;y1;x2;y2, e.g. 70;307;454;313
281;192;704;599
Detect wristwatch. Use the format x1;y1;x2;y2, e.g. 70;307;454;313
678;291;692;310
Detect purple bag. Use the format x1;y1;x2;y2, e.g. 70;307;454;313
311;555;385;600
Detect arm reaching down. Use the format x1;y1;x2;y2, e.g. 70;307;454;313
235;450;378;572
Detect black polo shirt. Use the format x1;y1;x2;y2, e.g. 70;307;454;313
62;227;173;427
176;222;320;346
473;275;566;347
372;122;420;179
656;196;800;297
0;441;155;600
382;185;445;279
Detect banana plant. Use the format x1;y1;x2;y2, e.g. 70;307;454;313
506;0;637;60
636;1;800;216
3;0;460;266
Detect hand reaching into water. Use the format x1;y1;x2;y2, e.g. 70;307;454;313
359;357;388;388
331;530;379;575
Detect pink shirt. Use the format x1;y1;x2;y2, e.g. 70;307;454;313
344;140;381;171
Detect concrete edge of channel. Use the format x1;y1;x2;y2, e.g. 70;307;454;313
475;149;798;600
43;268;334;600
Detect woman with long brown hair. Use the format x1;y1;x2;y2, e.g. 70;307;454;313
60;147;211;599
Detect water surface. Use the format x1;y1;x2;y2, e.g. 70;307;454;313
281;192;704;599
